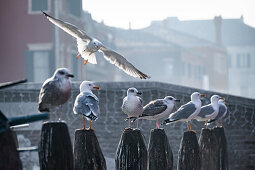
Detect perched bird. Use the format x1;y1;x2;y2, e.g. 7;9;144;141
38;68;74;115
162;92;206;131
122;87;143;129
132;96;180;129
73;81;100;130
42;11;149;79
195;95;225;128
208;99;228;127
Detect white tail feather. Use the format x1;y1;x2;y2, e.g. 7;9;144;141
81;53;97;64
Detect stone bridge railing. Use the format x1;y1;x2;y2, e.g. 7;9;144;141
0;81;254;169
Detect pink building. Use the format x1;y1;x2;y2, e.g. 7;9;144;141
0;0;84;83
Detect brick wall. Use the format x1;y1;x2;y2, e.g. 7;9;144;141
0;81;254;169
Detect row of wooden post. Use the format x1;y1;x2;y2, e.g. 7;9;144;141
38;122;228;170
0;121;228;170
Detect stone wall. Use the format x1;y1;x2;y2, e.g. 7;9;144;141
0;81;254;170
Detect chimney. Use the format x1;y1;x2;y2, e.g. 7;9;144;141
214;16;222;45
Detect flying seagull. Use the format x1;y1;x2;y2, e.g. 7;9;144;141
208;99;228;127
38;68;74;117
73;81;100;130
122;87;143;129
132;96;180;128
162;92;206;131
42;11;150;79
195;95;225;128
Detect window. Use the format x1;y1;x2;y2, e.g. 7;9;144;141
236;53;251;68
66;0;82;17
33;51;50;82
28;0;50;14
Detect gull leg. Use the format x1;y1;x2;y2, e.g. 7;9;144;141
83;116;86;130
186;122;190;131
156;120;160;129
89;120;92;130
205;120;208;129
189;121;196;133
136;119;139;129
129;119;131;128
84;60;88;64
77;54;81;58
59;105;63;121
216;120;218;127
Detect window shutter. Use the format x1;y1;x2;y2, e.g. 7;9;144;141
24;50;34;82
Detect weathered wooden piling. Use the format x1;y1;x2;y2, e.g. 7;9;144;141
213;127;228;170
0;129;22;170
115;128;147;170
177;131;201;170
148;128;173;170
38;121;73;170
74;129;106;170
198;128;219;170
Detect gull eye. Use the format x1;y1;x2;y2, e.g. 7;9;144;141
89;84;91;86
59;71;64;75
130;89;134;93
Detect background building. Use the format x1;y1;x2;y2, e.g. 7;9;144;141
1;1;254;98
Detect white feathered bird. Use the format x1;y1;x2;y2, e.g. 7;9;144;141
73;81;100;130
42;11;149;79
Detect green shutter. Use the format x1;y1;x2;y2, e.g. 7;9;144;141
24;51;34;82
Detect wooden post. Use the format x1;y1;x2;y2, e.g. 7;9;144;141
38;121;73;170
213;127;228;170
0;129;22;170
148;128;173;170
115;128;147;170
73;129;106;170
177;131;201;170
198;128;218;170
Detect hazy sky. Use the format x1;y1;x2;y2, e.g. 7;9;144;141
82;0;255;29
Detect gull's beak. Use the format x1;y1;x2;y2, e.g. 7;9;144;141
67;74;74;78
137;92;142;95
220;97;225;100
174;99;180;102
225;102;229;106
93;86;100;90
200;94;206;97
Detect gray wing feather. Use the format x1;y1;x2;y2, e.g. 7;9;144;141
198;105;215;118
73;93;100;120
38;79;61;109
215;105;226;119
42;11;91;41
142;100;167;117
169;102;196;120
99;46;149;79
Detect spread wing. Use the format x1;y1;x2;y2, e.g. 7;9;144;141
197;105;215;118
142;100;167;117
73;93;100;121
169;102;197;120
42;11;92;41
99;46;150;79
38;79;61;109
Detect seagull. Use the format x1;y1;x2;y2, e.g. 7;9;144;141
162;92;206;131
208;99;228;127
38;68;74;118
73;81;100;130
41;11;150;79
132;96;180;129
195;95;225;128
122;87;143;129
